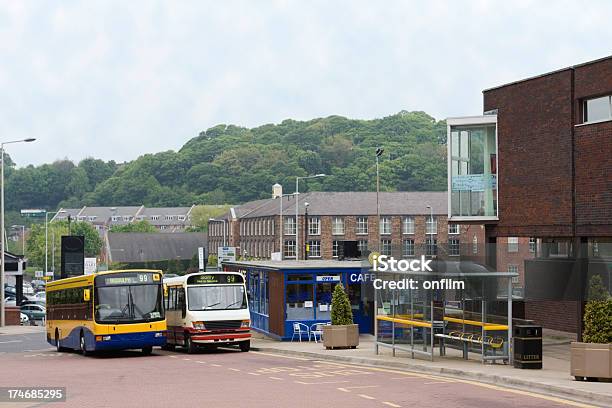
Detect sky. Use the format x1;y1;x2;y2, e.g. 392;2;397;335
1;0;611;167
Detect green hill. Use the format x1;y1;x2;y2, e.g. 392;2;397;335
5;111;447;210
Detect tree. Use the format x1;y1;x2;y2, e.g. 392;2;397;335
582;275;612;344
25;221;103;269
110;220;157;233
188;205;232;232
331;283;354;326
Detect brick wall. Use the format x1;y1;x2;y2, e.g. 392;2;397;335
483;70;575;238
525;300;578;333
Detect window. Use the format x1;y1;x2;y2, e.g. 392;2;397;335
356;217;368;235
357;240;368;256
307;240;321;257
380;217;391;235
332;241;340;258
402;216;415;234
308;217;320;235
472;235;478;254
448;223;459;234
284;217;296;235
111;216;120;222
284;240;296;258
449;120;498;218
403;239;415;257
425;217;437;234
529;237;536;253
508;265;519;283
332;217;345;235
123;216;131;221
286;281;313;320
88;216;96;222
583;95;612;123
508;237;519;253
381;239;392;256
448;238;460;256
178;215;186;221
151;215;160;221
426;238;438;256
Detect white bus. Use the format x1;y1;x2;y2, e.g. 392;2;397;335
163;272;250;353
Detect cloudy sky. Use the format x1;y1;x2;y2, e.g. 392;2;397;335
1;1;611;166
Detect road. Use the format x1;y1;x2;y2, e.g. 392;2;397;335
0;332;597;408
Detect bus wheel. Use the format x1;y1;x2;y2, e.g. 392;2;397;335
239;341;250;352
141;346;153;356
55;331;64;352
185;336;197;354
80;332;89;356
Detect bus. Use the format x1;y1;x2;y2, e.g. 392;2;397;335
163;272;250;353
46;269;167;355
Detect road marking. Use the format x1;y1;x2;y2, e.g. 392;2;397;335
382;402;401;407
169;355;178;358
269;377;283;380
228;368;241;372
210;363;221;367
248;372;261;376
337;388;350;393
0;340;21;344
311;360;596;408
424;381;456;385
295;380;349;385
251;351;310;361
182;358;191;361
196;361;206;364
358;394;376;400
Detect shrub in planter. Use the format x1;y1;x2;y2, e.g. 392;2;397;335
571;275;612;381
323;283;359;349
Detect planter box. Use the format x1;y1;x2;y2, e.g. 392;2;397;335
322;324;359;349
571;342;612;381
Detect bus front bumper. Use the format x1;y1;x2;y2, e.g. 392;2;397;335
94;331;167;350
190;330;251;344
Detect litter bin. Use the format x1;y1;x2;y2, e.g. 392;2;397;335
514;325;542;369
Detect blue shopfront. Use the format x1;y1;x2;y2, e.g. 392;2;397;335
222;261;373;340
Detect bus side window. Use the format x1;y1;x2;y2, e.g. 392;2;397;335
178;288;186;318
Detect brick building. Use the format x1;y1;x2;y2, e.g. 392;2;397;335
448;56;612;334
209;191;485;262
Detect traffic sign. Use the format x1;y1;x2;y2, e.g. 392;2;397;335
20;209;46;218
35;270;44;278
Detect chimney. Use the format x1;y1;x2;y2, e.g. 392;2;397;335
272;183;282;199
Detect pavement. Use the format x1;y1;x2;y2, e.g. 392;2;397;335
0;328;601;408
250;330;612;408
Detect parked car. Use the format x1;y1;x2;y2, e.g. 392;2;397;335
20;313;29;325
20;304;46;321
20;299;45;307
30;280;46;291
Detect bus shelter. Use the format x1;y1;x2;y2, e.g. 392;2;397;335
374;261;517;364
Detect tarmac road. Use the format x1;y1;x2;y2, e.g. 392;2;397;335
0;332;598;408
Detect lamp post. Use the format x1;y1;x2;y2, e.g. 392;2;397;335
45;210;65;279
1;138;36;327
304;202;309;260
375;147;384;253
295;174;325;260
426;205;433;256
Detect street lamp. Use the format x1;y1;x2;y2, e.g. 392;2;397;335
295;174;325;260
426;205;434;256
1;138;36;327
45;210;66;278
375;147;384;253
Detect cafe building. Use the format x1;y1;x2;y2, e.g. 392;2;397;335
222;260;374;340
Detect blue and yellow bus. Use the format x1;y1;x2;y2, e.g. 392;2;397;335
46;269;167;355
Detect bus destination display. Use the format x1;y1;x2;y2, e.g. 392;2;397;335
187;274;244;285
99;273;159;286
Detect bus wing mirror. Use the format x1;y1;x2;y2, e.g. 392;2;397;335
83;289;91;302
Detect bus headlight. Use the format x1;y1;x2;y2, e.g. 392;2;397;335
193;322;206;330
241;320;250;328
155;332;165;338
